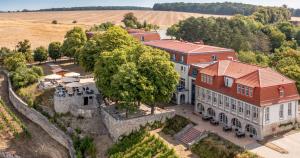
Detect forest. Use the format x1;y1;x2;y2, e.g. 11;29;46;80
153;2;300;17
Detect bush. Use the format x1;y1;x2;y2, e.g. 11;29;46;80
11;66;43;89
191;134;258;158
162;115;192;136
52;20;58;24
4;52;27;71
73;135;96;158
73;20;77;24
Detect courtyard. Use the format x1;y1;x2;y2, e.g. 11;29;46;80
166;104;300;158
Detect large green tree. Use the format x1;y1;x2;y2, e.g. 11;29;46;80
94;44;179;114
48;42;62;62
33;46;48;64
16;39;31;54
61;27;87;61
79;26;138;72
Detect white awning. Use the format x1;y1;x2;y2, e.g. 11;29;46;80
64;72;80;77
44;74;62;80
61;77;78;83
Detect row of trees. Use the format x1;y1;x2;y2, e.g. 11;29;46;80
153;2;299;17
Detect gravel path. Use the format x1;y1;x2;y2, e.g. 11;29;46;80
0;72;69;158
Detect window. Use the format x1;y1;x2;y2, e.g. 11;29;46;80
218;94;223;106
203;75;207;83
192;68;197;77
231;99;236;111
212;92;217;105
252;107;258;119
279;104;284;119
249;88;253;97
279;88;284;97
206;90;211;102
224;77;233;87
245;104;250;118
224;96;229;108
288;103;292;116
212;55;217;61
241;86;245;95
237;84;241;94
265;107;269;122
180;55;184;63
238;101;243;113
245;87;249;96
201;74;205;82
171;54;176;61
141;36;145;41
178;78;185;90
201;88;205;100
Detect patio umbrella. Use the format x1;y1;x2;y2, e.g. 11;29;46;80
44;74;62;80
64;72;80;77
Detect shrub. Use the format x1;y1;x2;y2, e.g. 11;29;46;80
73;135;96;158
4;52;27;71
52;20;58;24
162;115;192;136
73;20;77;24
11;66;43;89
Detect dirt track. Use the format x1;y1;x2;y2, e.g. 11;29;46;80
0;72;69;158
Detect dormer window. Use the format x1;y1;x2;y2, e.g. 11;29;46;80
212;55;217;61
171;54;176;61
279;87;285;97
224;77;233;87
237;84;253;97
180;55;184;63
201;74;213;84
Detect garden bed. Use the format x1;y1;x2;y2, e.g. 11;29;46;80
162;115;194;136
191;133;259;158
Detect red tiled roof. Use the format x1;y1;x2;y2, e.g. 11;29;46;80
198;60;299;106
130;32;161;42
144;40;234;54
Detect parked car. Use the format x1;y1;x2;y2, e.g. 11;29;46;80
222;125;232;132
210;119;219;125
202;115;212;121
235;131;245;138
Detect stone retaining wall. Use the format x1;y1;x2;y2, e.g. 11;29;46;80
101;104;175;141
1;70;75;158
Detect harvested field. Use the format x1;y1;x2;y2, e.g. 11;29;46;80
0;10;230;49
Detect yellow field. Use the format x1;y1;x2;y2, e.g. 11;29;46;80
0;10;229;49
0;10;298;49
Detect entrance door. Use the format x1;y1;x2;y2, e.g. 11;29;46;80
191;79;195;104
84;97;88;106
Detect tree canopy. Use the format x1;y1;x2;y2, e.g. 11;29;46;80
61;27;87;61
48;41;62;61
79;26;138;72
16;39;31;54
94;44;179;114
33;46;48;63
121;12;160;31
4;52;27;71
